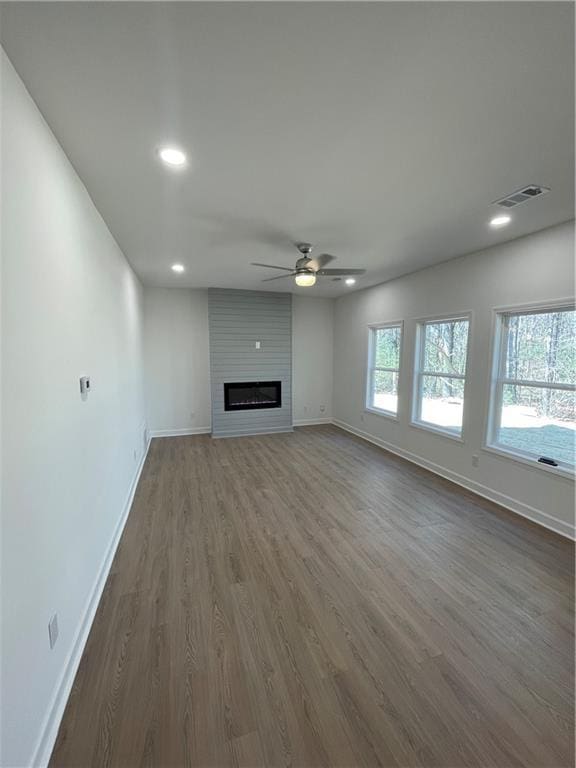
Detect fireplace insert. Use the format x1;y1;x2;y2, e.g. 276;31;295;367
224;381;281;411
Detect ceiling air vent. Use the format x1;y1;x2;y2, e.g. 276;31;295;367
494;185;550;209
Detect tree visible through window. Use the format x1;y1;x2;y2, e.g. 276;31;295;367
489;307;575;468
367;324;402;415
413;317;470;435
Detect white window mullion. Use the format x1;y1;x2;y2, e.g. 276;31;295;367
500;378;575;392
419;371;466;381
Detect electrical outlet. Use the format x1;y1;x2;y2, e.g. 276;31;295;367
133;449;137;462
304;405;309;413
48;614;59;649
360;414;365;422
320;405;326;413
472;455;479;468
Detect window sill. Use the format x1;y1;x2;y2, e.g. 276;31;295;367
364;407;398;422
482;444;575;481
409;420;464;443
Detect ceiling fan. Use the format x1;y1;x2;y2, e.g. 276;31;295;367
251;243;366;287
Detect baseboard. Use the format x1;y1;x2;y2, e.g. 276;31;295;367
149;426;211;438
333;419;575;541
293;417;332;426
29;437;152;768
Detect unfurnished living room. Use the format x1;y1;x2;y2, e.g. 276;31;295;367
1;2;575;767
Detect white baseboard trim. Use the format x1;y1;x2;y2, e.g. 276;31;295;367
293;418;332;426
333;419;575;541
29;437;152;768
149;426;211;438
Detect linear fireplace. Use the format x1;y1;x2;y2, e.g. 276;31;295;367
224;381;282;411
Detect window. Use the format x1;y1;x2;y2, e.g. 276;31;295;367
366;323;402;416
487;306;575;471
413;316;470;437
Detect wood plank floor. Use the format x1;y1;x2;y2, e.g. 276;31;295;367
50;425;574;768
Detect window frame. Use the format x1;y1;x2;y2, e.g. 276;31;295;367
411;312;471;441
485;300;575;476
365;320;403;420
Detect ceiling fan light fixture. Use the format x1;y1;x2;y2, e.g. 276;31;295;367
295;271;316;287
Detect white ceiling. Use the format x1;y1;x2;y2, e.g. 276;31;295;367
1;2;574;296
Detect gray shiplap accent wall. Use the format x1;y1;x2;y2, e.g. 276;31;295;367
208;289;292;437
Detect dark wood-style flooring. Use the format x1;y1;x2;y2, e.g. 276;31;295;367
51;426;574;767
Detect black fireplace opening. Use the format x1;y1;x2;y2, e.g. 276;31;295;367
224;381;281;411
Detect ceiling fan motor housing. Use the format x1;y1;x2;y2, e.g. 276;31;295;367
295;243;314;270
296;242;313;256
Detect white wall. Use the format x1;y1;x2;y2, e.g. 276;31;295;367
293;296;334;424
142;290;334;433
333;221;575;538
143;288;211;435
1;52;147;767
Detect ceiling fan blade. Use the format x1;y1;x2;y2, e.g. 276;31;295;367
308;253;335;271
317;268;366;276
261;272;296;282
251;262;294;271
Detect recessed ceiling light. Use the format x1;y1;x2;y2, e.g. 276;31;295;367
345;278;356;286
171;263;185;273
158;147;187;167
490;214;512;228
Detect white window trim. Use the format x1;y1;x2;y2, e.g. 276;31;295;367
365;321;403;419
482;444;574;480
411;313;471;441
484;301;575;475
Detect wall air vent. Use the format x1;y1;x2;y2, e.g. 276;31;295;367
493;185;550;209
